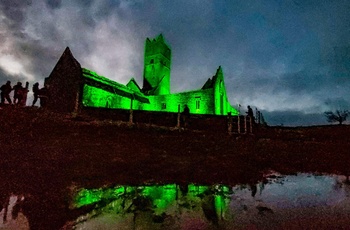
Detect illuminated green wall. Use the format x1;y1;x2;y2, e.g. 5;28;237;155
82;76;238;115
213;67;235;115
82;84;132;109
81;68;148;110
131;89;214;114
79;35;239;116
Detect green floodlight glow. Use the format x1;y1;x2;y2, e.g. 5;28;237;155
73;184;213;209
82;68;130;90
75;188;104;208
142;184;177;211
113;186;126;196
213;185;231;218
82;68;149;108
187;184;209;197
72;184;235;222
215;195;224;210
74;186;131;208
82;84;132;109
214;195;229;218
143;34;171;95
102;186;126;201
79;36;239;116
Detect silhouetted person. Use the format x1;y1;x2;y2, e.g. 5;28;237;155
38;85;49;107
183;104;190;115
250;184;257;197
0;81;12;105
246;105;254;117
13;82;24;105
182;104;190;128
246;106;255;127
32;82;39;106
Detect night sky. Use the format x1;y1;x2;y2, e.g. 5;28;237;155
1;0;349;126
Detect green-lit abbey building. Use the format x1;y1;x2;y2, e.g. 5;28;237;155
45;34;238;115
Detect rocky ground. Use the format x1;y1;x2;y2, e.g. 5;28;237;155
1;106;350;229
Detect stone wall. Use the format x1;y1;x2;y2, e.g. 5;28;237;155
80;107;230;132
82;84;132;109
146;88;215;114
44;47;82;113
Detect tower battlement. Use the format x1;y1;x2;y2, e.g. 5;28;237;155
142;34;171;95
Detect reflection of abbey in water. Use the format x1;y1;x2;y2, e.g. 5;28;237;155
72;184;232;228
44;34;238;115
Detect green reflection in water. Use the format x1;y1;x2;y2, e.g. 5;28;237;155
188;184;208;197
73;183;232;221
75;188;104;208
214;185;231;218
142;184;177;211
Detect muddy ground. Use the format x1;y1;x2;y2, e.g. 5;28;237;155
1;106;350;229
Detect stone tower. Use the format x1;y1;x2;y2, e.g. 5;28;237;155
142;34;171;95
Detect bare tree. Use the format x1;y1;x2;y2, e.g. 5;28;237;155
324;110;349;125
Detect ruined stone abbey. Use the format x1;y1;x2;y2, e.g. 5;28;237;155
45;34;238;115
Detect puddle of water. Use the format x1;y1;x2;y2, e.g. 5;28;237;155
2;173;350;229
232;173;346;209
66;173;350;229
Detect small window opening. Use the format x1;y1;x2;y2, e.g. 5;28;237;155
196;101;200;110
195;96;201;111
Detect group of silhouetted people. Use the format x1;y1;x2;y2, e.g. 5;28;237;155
0;81;49;107
0;81;28;105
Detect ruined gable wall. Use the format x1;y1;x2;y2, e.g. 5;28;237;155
212;68;239;115
44;48;82;113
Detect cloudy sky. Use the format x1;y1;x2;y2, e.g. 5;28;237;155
1;0;349;126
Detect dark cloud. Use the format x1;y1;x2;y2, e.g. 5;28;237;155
46;0;61;9
0;66;28;84
323;98;350;111
261;110;327;127
276;71;329;95
0;67;10;83
17;41;61;77
0;0;31;30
